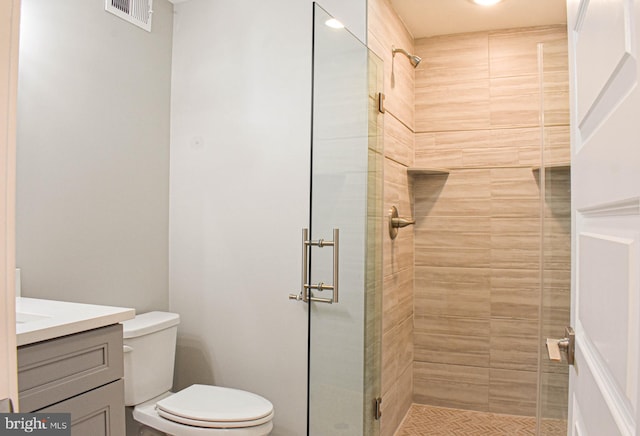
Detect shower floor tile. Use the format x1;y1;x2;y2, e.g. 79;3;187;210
395;404;567;436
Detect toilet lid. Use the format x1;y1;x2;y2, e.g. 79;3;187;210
155;385;274;429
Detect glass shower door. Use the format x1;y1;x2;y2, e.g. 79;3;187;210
537;38;571;435
306;4;383;435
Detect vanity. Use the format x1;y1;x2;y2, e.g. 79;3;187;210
16;298;135;435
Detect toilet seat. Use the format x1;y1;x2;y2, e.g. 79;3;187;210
133;390;273;436
157;409;274;429
155;384;274;429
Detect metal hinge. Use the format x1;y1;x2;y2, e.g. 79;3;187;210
374;397;382;420
377;92;385;114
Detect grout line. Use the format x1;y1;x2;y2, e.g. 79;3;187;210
384;155;411;167
414;123;570;135
386;109;416;134
413;359;538;372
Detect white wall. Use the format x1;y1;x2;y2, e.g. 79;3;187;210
169;1;365;435
16;0;173;312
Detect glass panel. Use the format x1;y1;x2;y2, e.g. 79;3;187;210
538;38;571;436
364;49;384;436
309;4;382;435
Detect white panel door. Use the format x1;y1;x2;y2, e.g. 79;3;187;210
568;0;640;434
0;0;19;412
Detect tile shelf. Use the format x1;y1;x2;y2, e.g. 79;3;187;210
407;163;571;176
406;167;450;176
531;162;571;171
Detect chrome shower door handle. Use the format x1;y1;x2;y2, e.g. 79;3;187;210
332;228;339;303
302;228;309;302
289;228;339;304
388;206;415;239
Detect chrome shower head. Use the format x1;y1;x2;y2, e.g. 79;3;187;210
408;54;422;68
392;46;422;68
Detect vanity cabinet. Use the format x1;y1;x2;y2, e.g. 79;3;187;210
17;324;125;435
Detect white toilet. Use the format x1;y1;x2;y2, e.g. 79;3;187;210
122;312;274;435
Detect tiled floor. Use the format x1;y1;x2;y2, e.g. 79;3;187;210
395;404;567;436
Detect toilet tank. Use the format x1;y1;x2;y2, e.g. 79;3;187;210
122;311;180;406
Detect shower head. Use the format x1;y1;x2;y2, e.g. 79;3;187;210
409;54;422;67
392;46;422;68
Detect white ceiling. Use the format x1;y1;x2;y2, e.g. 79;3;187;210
389;0;567;39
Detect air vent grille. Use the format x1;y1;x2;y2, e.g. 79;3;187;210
105;0;153;32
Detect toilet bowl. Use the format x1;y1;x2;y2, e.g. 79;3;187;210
122;312;274;435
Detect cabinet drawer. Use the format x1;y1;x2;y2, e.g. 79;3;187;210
37;379;126;436
18;324;124;412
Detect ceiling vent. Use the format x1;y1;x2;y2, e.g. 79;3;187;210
105;0;153;32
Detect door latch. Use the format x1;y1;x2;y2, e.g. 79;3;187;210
546;326;575;365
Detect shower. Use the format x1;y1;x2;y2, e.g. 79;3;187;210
392;45;422;67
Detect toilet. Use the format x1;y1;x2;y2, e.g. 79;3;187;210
122;312;274;435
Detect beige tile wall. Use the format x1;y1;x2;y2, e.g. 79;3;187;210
368;0;416;434
412;26;570;418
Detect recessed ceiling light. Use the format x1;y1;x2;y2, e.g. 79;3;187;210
470;0;504;6
325;18;344;29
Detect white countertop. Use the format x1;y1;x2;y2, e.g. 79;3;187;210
16;297;135;346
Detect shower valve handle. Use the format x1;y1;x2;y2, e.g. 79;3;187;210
391;217;415;228
388;206;415;239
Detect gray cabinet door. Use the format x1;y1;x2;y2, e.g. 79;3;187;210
37;379;125;436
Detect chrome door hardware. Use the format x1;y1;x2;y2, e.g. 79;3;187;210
378;92;386;114
546;326;575;365
289;228;339;304
389;206;415;239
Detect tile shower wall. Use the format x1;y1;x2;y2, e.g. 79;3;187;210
368;0;415;434
412;26;569;416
